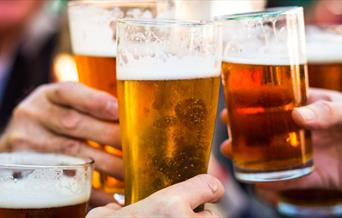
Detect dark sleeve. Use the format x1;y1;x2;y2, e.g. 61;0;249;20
0;33;58;131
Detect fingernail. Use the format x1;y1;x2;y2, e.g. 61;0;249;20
295;107;315;121
106;99;118;118
208;180;218;193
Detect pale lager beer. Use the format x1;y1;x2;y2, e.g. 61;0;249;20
116;19;221;206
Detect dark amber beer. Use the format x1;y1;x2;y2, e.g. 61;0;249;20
0;152;92;218
278;26;342;217
68;1;157;193
221;61;312;179
116;19;221;205
0;203;88;218
219;7;312;182
280;189;342;211
306;27;342;91
308;63;342;91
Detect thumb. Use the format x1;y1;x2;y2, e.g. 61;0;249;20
292;100;342;130
86;203;122;218
149;174;224;210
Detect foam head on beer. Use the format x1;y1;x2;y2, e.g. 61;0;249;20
221;31;307;65
306;26;342;63
68;2;155;58
116;22;221;80
220;10;307;66
68;3;118;57
0;152;91;209
117;55;220;81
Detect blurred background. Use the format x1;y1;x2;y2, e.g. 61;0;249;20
51;0;342;84
0;0;341;218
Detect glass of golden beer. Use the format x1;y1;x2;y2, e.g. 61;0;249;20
116;19;221;205
218;7;313;182
0;152;93;218
278;25;342;218
68;0;158;194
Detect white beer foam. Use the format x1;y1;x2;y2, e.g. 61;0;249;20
117;56;221;80
68;4;117;57
0;152;91;209
222;57;306;66
307;44;342;63
306;28;342;63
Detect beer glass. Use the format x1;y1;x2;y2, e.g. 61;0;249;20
306;25;342;91
0;152;93;218
68;0;157;193
218;7;313;182
116;19;221;205
278;25;342;218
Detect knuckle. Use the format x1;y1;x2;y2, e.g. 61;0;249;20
13;104;35;119
195;174;222;197
29;84;52;102
87;95;102;110
196;174;215;186
52;82;75;100
14;86;51;119
60;109;81;131
103;125;120;143
314;100;335;128
59;140;82;155
316;100;333;114
33;84;50;96
89;92;110;111
7;132;29;149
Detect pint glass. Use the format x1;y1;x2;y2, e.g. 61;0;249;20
116;19;221;205
278;25;342;217
68;0;157;193
0;152;93;218
306;26;342;91
219;7;313;182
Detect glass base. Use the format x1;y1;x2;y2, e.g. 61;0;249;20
234;162;313;182
278;202;342;218
113;193;125;205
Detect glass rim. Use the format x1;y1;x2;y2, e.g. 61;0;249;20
216;6;302;21
68;0;157;8
0;153;94;169
118;18;214;27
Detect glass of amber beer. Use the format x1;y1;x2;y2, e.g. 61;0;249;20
116;19;221;205
0;152;93;218
68;0;158;194
218;7;313;182
278;25;342;217
306;25;342;91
